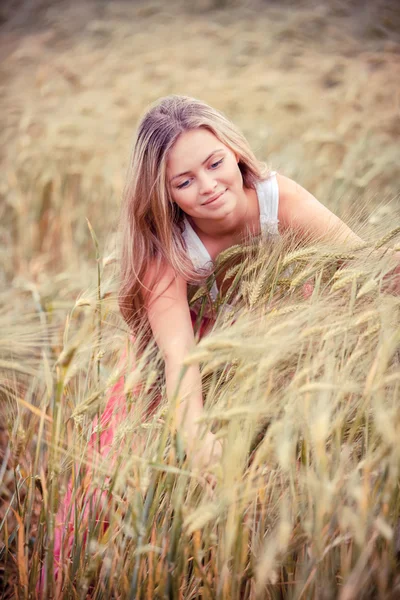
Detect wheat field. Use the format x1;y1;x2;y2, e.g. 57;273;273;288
1;0;400;598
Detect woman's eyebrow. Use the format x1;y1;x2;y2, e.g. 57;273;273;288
170;149;224;181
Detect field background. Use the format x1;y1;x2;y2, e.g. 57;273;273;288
1;0;400;598
1;0;400;280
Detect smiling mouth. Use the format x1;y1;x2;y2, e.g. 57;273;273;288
203;190;226;205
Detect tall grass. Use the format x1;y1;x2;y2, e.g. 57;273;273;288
1;191;400;597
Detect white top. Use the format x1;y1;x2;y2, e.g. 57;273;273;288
182;172;280;302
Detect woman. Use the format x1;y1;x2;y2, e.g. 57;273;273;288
50;95;398;589
117;94;365;468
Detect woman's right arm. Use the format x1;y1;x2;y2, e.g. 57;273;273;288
144;263;221;463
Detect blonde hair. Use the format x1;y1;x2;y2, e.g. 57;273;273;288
119;95;269;332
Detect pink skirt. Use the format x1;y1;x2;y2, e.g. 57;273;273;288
46;310;213;590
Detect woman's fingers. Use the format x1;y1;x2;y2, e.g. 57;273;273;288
187;433;223;497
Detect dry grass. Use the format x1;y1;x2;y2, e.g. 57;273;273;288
1;0;400;598
1;232;400;599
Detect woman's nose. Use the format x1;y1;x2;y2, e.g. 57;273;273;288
199;172;217;195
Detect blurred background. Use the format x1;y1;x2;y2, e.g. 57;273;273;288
1;0;399;290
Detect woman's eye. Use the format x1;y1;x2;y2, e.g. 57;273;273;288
175;160;223;189
177;180;190;190
210;158;223;169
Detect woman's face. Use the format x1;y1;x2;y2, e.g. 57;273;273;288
166;128;245;223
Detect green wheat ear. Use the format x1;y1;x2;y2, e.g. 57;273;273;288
189;285;208;305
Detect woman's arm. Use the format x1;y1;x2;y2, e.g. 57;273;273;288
144;263;221;462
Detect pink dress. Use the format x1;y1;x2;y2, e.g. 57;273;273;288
47;175;281;589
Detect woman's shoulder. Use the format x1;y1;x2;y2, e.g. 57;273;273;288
143;258;192;349
274;173;310;229
143;258;187;305
274;173;300;195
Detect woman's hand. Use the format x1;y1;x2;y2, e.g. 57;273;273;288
188;431;223;488
192;431;223;468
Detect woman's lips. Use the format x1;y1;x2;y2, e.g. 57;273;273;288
202;189;226;205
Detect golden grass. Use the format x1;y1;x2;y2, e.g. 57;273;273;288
1;223;400;598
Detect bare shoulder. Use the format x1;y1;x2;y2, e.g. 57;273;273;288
143;259;194;359
275;173;303;196
143;259;186;306
275;173;363;245
275;173;316;230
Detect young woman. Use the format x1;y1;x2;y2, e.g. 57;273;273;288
49;95;399;588
117;94;367;469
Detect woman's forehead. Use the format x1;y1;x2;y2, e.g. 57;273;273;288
166;128;226;174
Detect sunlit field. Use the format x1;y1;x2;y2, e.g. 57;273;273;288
1;1;400;598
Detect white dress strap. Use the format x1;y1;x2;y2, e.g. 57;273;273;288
256;171;280;236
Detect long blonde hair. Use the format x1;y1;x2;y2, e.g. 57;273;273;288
119;95;269;332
